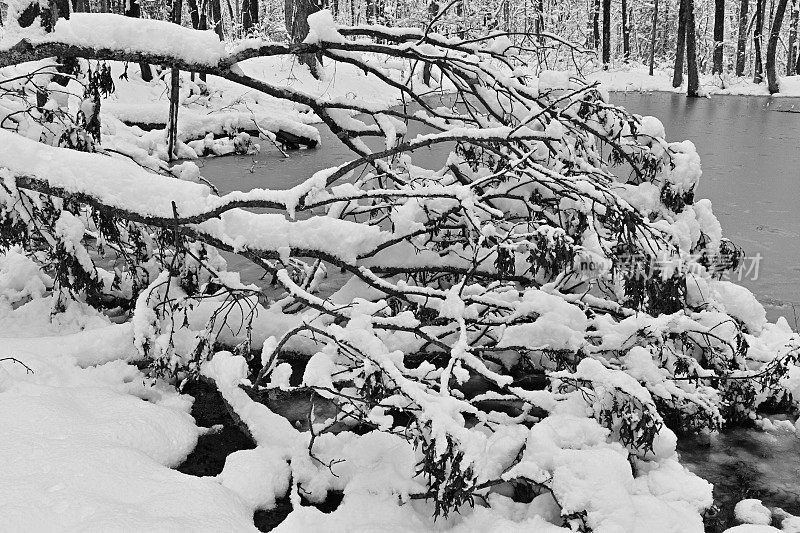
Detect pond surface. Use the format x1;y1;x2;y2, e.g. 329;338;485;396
613;92;800;327
201;92;800;326
196;92;800;525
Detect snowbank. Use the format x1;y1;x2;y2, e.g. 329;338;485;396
586;65;800;98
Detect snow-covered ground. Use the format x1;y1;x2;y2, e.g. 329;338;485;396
586;64;800;98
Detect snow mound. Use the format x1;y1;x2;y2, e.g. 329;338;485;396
734;499;773;526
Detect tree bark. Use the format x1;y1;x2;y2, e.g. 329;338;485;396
685;0;700;96
285;0;322;78
661;0;670;56
536;0;545;44
673;0;687;87
124;0;153;82
210;0;224;40
789;0;798;74
713;0;725;73
423;0;438;85
241;0;259;34
365;0;375;24
735;0;750;75
592;0;601;49
754;0;765;82
602;0;611;67
649;0;659;75
767;0;789;93
167;0;182;162
621;0;630;62
187;0;201;28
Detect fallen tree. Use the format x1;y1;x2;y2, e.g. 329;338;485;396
1;10;799;531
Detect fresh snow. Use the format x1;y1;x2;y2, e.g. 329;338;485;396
1;10;799;533
585;65;800;98
0;303;259;531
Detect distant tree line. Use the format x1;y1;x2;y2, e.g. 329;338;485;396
3;0;798;92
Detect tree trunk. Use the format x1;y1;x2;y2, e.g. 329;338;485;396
124;0;153;82
71;0;86;13
592;0;601;49
754;0;765;82
186;0;208;81
712;0;725;73
767;0;789;93
535;0;544;43
242;0;258;34
661;0;670;56
285;0;322;78
789;0;798;74
167;0;182;162
686;0;700;96
673;0;687;87
649;0;659;75
423;1;438;85
210;0;224;40
99;0;108;12
365;0;375;24
735;0;750;75
621;0;630;62
797;41;800;73
187;0;201;28
602;0;611;67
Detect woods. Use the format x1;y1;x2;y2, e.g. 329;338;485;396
1;0;800;530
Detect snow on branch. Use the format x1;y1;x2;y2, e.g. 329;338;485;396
1;11;799;531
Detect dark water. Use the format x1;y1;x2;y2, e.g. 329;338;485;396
196;93;800;525
675;426;800;531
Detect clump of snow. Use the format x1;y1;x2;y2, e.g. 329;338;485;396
305;10;345;44
268;362;293;389
708;280;767;333
217;446;291;510
0;246;52;303
724;526;781;533
734;499;773;526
